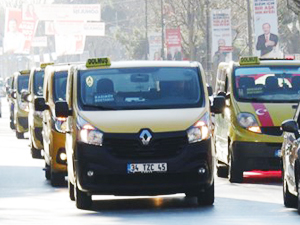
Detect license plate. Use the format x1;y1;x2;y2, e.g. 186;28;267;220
127;163;167;174
275;149;282;157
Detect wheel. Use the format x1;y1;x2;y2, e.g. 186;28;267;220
10;119;15;129
45;163;50;180
69;180;75;201
229;152;243;183
16;131;24;139
51;171;66;187
217;165;228;178
283;180;297;208
31;146;43;159
75;183;92;210
197;182;215;206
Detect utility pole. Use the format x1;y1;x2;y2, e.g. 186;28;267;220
206;0;211;71
161;0;165;60
247;0;253;55
145;0;148;59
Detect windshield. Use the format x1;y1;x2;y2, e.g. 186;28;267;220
33;70;45;96
17;75;29;94
53;71;68;102
78;67;203;110
234;66;300;103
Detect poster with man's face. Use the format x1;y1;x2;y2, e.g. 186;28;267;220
253;0;282;58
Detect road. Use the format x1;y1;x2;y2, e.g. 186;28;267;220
0;98;299;225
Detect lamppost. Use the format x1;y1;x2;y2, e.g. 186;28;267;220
145;0;149;60
206;0;211;72
161;0;165;60
247;0;253;55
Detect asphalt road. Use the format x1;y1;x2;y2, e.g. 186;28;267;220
0;98;299;225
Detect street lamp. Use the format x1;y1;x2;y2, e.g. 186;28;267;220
161;0;165;60
206;0;211;71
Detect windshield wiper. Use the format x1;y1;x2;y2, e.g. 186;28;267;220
82;104;117;110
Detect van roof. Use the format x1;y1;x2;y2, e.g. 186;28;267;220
77;60;200;70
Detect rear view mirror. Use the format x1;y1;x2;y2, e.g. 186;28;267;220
21;90;30;102
207;85;213;97
34;97;49;111
55;101;72;118
131;74;149;83
281;119;300;139
211;96;226;114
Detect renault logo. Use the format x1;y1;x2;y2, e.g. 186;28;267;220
139;130;152;146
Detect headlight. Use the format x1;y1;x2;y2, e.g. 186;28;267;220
237;113;261;134
34;111;43;118
77;117;103;146
19;102;29;112
187;113;211;143
54;117;67;133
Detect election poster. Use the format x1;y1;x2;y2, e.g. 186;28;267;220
211;9;232;67
4;8;37;54
148;33;162;60
253;0;282;58
166;28;182;61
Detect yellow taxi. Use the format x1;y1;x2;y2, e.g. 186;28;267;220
55;58;225;209
214;56;299;183
11;70;30;139
26;63;54;159
35;64;79;186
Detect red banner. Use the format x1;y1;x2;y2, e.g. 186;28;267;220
166;28;182;61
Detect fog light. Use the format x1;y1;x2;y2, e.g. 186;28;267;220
198;168;206;174
59;152;67;161
87;170;94;177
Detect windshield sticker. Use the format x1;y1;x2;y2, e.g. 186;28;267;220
86;76;94;87
94;94;114;103
246;87;264;95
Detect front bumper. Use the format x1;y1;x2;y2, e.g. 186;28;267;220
51;130;67;173
74;138;214;196
231;141;282;171
16;116;28;132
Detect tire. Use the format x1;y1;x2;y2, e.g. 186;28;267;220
197;182;215;206
229;152;243;183
75;183;92;210
69;180;75;201
217;165;228;178
45;163;51;180
16;131;24;139
31;147;43;159
51;171;66;187
283;180;297;208
10;119;15;129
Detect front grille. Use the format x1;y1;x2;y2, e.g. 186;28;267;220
104;132;188;159
260;127;283;136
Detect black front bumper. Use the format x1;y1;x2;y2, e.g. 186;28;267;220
34;127;43;145
74;138;214;196
231;141;282;171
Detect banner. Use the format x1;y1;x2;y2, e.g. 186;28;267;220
253;0;281;58
4;8;37;54
55;34;86;56
148;33;162;60
211;9;232;67
45;21;105;36
166;28;182;61
22;4;101;21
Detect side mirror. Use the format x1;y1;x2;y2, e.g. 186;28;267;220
281;119;300;139
21;91;30;102
55;101;72;118
11;90;16;99
211;96;226;114
207;85;213;97
34;97;49;111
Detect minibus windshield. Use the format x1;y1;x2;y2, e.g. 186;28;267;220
17;75;29;94
234;66;300;103
53;71;68;102
33;71;45;96
78;67;203;110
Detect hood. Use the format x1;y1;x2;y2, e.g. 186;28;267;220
235;102;296;127
79;108;206;133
